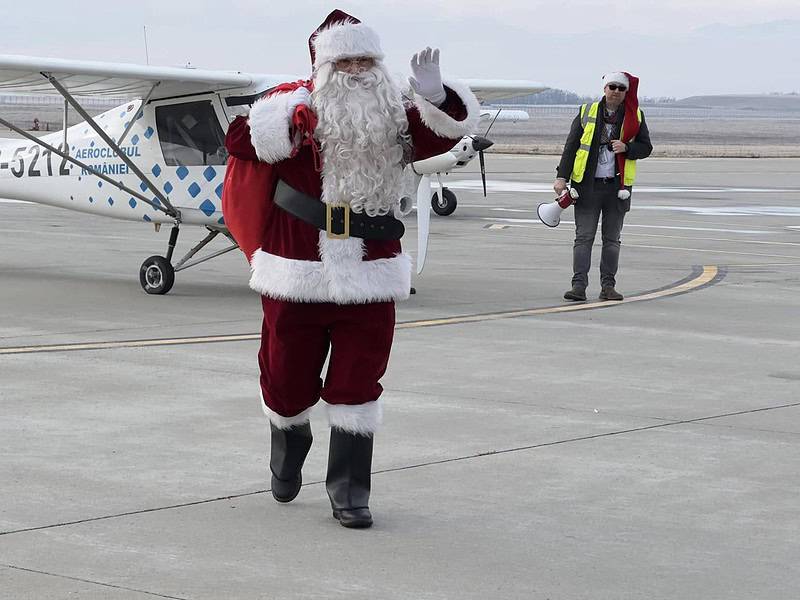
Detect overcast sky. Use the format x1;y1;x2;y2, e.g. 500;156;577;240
1;0;798;98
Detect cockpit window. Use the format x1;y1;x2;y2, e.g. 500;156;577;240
155;100;227;166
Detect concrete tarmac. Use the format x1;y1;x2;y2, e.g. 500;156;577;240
1;156;799;599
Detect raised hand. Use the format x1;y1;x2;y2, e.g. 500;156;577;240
409;47;446;105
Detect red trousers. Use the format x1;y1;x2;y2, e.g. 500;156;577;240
259;296;396;418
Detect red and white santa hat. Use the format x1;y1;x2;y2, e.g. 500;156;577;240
309;9;384;69
602;72;630;88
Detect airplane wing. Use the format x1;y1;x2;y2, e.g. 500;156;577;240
462;79;548;103
0;54;294;100
0;54;545;103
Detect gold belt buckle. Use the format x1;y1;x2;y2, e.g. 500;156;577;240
326;203;350;239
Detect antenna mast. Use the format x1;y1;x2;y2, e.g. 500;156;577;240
143;25;150;65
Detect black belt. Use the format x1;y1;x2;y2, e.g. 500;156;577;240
594;176;617;184
273;179;405;241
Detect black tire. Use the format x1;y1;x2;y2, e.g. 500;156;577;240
431;187;457;216
139;255;175;295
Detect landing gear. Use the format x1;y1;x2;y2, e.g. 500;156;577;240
137;224;239;295
139;255;175;295
431;187;457;216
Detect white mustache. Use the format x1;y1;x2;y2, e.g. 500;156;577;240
337;69;381;90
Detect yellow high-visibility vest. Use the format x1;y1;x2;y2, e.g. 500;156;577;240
570;102;643;185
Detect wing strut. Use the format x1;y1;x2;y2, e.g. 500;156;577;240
117;82;159;145
42;72;180;221
0;117;171;215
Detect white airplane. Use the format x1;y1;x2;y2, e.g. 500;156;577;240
0;54;546;293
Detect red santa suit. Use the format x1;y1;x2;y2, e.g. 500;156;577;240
223;12;479;435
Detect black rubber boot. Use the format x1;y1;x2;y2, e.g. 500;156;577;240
326;428;374;529
270;422;313;503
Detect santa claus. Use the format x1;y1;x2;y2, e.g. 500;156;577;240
223;9;479;528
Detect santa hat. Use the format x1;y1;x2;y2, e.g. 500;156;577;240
309;9;384;69
602;72;630;89
598;71;642;193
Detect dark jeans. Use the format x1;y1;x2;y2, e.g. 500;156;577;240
571;179;626;290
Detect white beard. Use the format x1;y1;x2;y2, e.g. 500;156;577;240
312;63;410;217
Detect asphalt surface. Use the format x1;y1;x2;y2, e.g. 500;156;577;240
1;156;799;599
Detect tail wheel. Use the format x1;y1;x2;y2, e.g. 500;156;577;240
431;187;457;216
139;255;175;295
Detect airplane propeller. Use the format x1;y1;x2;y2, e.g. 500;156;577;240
471;135;493;196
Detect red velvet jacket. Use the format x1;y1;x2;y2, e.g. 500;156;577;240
222;79;479;304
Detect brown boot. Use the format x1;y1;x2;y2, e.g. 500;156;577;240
599;286;624;301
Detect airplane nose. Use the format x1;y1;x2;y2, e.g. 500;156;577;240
471;136;493;152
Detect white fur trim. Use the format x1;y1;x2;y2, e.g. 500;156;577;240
413;79;480;140
603;72;629;88
248;93;294;163
325;399;383;435
249;234;412;304
259;390;314;429
313;22;384;67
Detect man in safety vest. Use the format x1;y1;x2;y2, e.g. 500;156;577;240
553;71;652;302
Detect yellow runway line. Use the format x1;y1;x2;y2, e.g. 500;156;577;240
0;266;720;355
397;265;719;330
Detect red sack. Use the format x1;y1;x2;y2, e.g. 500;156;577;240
221;156;277;262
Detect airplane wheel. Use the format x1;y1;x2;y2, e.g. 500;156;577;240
431;188;457;216
139;255;175;295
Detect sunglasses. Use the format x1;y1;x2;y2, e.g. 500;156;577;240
607;84;627;91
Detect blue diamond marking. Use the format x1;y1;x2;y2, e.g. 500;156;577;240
89;196;94;203
164;182;173;194
119;111;126;118
188;182;201;198
203;166;217;182
176;166;189;180
217;216;225;225
137;111;144;120
78;176;82;181
144;126;154;138
107;197;114;206
215;183;223;199
90;141;95;147
129;198;137;208
152;164;161;177
140;182;148;192
131;134;139;145
97;181;103;188
199;199;216;216
143;214;152;222
123;121;130;129
152;197;161;207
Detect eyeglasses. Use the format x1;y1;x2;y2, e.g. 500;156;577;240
607;84;627;92
335;57;375;69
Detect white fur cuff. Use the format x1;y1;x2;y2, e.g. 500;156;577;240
325;399;383;435
413;78;481;140
248;93;294;163
260;390;314;429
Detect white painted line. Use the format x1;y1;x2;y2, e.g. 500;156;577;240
446;180;799;195
625;244;800;260
636;205;800;217
481;217;773;235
